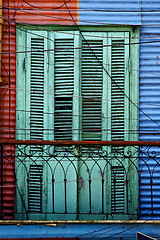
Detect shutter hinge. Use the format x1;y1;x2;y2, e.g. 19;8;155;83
24;57;27;71
128;58;131;74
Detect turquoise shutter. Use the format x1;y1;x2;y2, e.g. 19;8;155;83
81;35;103;140
110;35;128;214
106;32;138;219
27;31;48;216
54;33;74;140
16;31;49;219
110;37;129;142
51;32;78;220
25;31;48;142
78;33;107;220
30;38;45;141
107;32;129;218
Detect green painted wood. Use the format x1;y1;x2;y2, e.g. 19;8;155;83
54;32;74;140
128;27;139;217
16;28;26;141
102;32;108;142
47;31;54;141
106;31;138;220
53;32;77;220
16;28;28;218
25;31;48;142
81;33;103;141
73;31;81;141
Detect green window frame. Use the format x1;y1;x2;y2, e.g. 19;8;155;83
16;26;139;220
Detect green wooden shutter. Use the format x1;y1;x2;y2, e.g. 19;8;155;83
111;39;125;142
81;36;103;140
26;31;48;217
16;30;49;219
54;34;74;140
25;31;48;142
107;32;130;143
78;33;107;220
111;166;125;213
107;32;134;219
30;37;45;141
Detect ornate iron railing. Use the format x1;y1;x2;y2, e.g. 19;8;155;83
0;141;160;220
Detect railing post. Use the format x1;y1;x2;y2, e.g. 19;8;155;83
0;144;3;219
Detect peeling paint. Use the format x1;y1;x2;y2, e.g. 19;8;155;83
78;175;85;190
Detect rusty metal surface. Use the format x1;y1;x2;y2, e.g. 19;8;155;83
1;140;160;146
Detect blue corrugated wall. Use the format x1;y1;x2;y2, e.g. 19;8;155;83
79;0;141;25
139;3;160;219
79;0;160;220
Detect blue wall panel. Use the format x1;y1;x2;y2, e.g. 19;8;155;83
0;223;160;240
79;0;160;220
79;0;141;25
139;8;160;218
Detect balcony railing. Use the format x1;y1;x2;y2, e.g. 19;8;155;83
0;140;160;220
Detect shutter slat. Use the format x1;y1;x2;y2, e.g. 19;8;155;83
111;167;125;213
29;165;43;212
54;39;74;140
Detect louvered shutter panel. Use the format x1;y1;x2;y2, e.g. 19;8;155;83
107;32;130;217
81;39;103;140
111;39;125;142
108;32;130;147
29;165;43;212
54;36;74;140
111;167;125;213
30;37;45;142
25;31;48;143
25;31;48;214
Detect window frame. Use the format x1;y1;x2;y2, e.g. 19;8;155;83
16;25;140;220
16;25;139;143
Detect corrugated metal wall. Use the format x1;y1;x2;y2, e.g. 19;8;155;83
0;0;160;219
0;0;78;220
0;2;16;219
14;0;78;25
139;1;160;219
79;0;141;25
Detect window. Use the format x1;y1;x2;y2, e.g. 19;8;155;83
16;27;139;220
